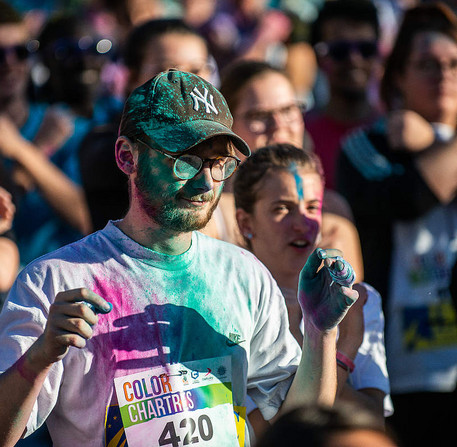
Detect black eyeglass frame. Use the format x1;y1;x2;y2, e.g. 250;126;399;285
137;139;241;181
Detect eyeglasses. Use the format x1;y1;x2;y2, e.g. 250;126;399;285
240;102;305;135
137;139;241;181
410;58;457;77
314;40;378;61
0;44;31;64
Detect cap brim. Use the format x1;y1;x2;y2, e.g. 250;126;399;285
149;119;251;157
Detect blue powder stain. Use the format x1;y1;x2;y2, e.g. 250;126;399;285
289;163;304;201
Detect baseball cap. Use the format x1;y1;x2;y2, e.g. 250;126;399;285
120;69;251;156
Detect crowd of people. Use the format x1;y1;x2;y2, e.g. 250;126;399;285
0;0;456;446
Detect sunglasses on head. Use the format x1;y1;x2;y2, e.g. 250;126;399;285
315;40;378;61
0;44;30;64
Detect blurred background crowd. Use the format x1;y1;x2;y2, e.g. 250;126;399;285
0;0;456;446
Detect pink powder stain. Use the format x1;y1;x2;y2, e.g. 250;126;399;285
90;275;169;378
85;274;168;408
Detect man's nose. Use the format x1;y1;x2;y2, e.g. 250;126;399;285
191;163;214;192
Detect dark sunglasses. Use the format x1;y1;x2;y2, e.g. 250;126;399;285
0;44;30;64
315;40;378;61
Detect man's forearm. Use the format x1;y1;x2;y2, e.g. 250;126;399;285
281;324;337;414
0;344;53;447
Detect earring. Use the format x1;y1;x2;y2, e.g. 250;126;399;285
245;233;253;240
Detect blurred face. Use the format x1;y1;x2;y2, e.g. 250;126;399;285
232;72;305;151
133;136;230;232
44;28;113;109
327;429;398;447
317;19;379;99
397;31;457;126
132;32;211;88
245;167;323;282
0;23;30;103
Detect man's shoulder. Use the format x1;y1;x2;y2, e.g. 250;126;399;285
195;232;269;272
19;228;110;276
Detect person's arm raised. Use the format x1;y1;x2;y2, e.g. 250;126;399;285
386;109;457;203
0;288;111;447
0;115;91;234
281;249;358;413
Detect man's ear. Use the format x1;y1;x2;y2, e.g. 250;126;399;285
236;208;255;241
115;136;137;175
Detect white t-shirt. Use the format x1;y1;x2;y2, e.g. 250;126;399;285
387;205;457;394
0;222;301;447
349;283;392;416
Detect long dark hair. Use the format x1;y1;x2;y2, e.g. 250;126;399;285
381;2;457;110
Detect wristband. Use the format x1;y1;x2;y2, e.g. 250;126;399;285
336;351;355;373
15;354;37;384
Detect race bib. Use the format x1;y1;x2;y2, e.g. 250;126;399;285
114;356;239;447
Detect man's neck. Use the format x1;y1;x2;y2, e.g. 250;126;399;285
325;92;374;124
117;208;193;256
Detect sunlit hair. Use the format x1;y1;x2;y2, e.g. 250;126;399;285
234;143;324;215
381;2;457;110
256;401;398;447
220;60;288;114
123;18;208;70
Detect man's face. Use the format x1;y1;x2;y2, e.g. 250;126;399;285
318;19;379;99
0;23;30;104
131;32;212;90
133;136;230;233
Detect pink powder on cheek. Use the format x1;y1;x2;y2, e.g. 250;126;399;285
305;218;321;248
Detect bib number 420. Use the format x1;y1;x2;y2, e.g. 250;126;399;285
159;415;214;446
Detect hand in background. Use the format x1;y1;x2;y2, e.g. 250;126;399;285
386;109;434;151
337;283;368;359
0;187;15;234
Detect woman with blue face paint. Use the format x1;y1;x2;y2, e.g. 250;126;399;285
234;144;391;438
219;59;365;282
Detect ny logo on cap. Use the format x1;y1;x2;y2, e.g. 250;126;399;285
190;86;219;115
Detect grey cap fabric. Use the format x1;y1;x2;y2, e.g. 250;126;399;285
121;69;251;156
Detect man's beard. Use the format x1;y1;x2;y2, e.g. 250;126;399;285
134;158;222;233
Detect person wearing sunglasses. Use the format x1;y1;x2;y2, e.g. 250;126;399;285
0;70;358;446
305;0;382;190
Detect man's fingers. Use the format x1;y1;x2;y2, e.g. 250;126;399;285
55;288;112;314
341;286;359;307
301;248;328;280
56;318;94;340
317;248;343;259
